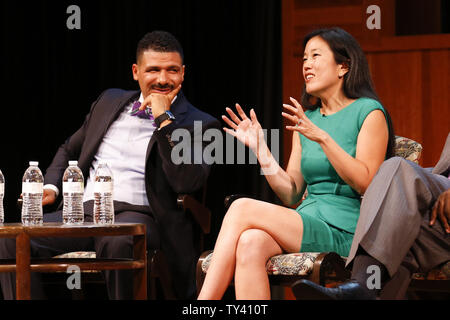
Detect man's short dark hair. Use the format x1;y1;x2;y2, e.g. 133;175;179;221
136;30;184;63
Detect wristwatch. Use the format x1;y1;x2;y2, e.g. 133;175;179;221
154;110;176;128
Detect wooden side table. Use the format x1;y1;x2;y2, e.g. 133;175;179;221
0;222;146;300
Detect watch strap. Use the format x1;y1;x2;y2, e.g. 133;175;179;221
155;111;175;127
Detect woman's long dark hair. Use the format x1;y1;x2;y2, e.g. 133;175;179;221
301;27;395;158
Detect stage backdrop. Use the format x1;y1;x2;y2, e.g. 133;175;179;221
0;0;282;247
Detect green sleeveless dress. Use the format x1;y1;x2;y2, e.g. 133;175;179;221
296;97;388;257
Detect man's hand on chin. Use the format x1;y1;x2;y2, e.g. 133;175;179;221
140;84;181;118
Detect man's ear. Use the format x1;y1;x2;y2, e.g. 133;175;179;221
132;64;139;81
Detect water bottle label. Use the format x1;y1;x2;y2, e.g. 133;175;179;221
63;182;84;193
0;183;4;194
94;181;113;193
22;182;43;193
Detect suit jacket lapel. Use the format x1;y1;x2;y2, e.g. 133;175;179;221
101;91;140;137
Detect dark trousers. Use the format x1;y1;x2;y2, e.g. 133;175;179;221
0;200;160;300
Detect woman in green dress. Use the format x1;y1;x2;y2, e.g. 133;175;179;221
198;27;395;300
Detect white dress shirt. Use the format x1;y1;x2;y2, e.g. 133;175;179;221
82;93;156;205
45;93;158;206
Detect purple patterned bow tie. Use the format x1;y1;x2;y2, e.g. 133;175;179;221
130;101;155;122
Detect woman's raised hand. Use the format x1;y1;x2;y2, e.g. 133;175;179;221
222;104;265;153
282;97;327;143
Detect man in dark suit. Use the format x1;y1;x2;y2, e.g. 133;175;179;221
292;133;450;299
0;30;220;300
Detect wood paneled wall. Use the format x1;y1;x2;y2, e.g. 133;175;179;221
282;0;450;168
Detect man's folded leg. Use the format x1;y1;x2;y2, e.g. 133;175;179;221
94;204;160;300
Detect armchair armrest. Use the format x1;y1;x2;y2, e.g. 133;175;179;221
177;194;211;234
17;198;23;213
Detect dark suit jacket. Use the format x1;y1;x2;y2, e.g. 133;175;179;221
44;88;220;298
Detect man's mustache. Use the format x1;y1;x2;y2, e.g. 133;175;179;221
151;83;174;90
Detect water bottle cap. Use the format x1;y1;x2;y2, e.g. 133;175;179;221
29;161;39;166
69;160;78;166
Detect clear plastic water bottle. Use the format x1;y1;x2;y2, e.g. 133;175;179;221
0;169;4;224
62;160;85;225
21;161;44;225
93;161;114;224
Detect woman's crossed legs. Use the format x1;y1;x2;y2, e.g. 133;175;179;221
198;197;304;300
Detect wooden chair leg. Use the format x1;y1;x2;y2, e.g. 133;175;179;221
149;250;177;300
